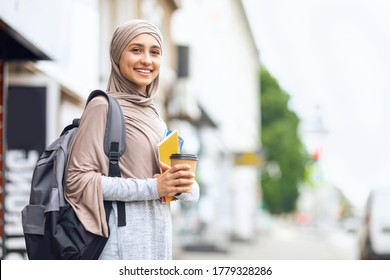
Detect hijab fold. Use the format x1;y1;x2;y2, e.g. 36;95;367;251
66;19;165;237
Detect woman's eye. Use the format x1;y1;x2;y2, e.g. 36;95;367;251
151;50;161;55
131;48;142;53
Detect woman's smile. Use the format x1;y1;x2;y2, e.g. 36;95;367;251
135;68;153;75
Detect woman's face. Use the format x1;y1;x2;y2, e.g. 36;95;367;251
119;33;161;93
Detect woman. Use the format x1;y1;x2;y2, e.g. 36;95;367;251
65;19;199;260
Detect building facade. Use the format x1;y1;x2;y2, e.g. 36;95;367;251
170;0;262;253
0;0;178;259
0;0;261;259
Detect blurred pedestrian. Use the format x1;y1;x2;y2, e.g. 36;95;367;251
65;19;199;260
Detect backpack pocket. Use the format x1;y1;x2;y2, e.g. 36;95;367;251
21;204;46;235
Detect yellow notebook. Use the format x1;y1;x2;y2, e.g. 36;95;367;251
158;131;179;203
158;130;179;167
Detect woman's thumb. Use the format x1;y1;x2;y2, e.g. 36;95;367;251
160;162;170;173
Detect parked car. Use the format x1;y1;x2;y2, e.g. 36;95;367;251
358;188;390;259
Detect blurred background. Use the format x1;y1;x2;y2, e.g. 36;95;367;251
1;0;390;260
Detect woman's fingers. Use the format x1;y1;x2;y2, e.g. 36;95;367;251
168;163;191;172
174;177;194;185
156;162;196;197
172;170;195;180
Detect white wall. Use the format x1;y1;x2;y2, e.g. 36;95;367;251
172;0;259;151
1;0;101;98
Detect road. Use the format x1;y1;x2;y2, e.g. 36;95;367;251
174;220;359;260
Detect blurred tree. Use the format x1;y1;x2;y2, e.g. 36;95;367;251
260;69;309;214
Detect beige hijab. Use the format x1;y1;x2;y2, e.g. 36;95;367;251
66;19;166;237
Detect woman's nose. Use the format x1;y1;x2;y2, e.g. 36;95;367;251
141;53;152;64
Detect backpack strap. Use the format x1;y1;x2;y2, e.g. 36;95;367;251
60;119;80;136
87;90;127;227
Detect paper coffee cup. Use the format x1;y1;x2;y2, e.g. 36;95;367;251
169;153;198;173
169;153;198;196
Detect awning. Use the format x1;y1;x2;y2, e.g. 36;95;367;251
0;18;51;61
196;105;218;128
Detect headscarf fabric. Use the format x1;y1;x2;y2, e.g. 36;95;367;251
65;19;166;237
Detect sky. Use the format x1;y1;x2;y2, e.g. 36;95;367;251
243;0;390;207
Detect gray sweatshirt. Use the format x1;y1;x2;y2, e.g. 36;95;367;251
98;176;199;260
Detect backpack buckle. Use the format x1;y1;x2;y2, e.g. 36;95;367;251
109;150;119;164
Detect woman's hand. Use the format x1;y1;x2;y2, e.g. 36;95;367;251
153;162;195;197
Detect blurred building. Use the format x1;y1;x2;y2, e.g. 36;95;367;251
0;0;179;260
0;0;261;259
170;0;261;255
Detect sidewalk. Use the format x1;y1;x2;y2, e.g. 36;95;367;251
174;223;358;260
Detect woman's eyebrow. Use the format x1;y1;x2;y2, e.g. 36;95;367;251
128;43;161;49
128;43;143;47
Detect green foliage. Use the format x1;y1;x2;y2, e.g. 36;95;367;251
260;68;309;214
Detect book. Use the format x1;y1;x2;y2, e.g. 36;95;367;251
163;128;184;152
158;130;179;167
158;130;180;203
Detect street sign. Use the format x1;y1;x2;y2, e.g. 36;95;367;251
234;151;264;167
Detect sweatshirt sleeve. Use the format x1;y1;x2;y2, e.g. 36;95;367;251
101;176;159;201
175;181;200;202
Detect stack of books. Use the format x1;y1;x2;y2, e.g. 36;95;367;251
158;129;183;203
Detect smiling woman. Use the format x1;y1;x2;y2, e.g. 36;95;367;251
119;34;162;93
65;19;200;260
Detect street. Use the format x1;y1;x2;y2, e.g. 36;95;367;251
175;220;359;260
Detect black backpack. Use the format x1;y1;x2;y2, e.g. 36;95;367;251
21;90;126;259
